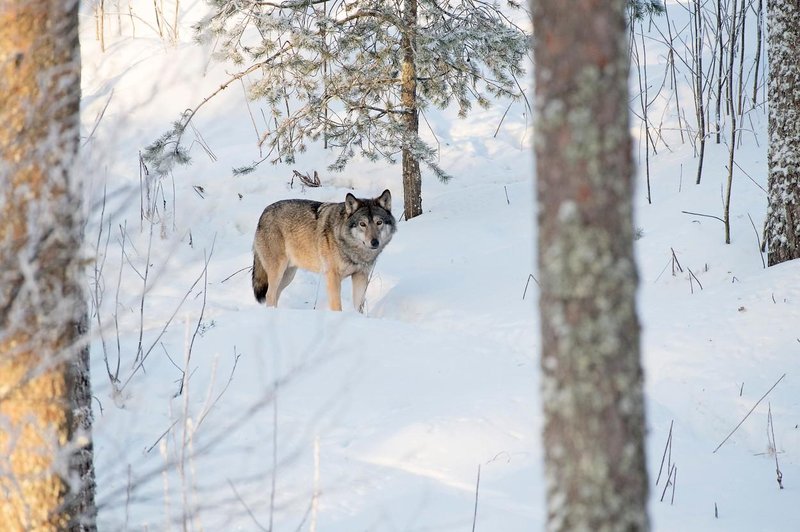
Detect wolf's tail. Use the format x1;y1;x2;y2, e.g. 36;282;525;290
252;254;268;303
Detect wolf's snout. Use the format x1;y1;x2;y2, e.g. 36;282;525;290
370;238;380;248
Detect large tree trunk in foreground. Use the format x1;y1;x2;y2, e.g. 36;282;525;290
765;0;800;266
0;0;96;529
401;0;423;220
532;0;649;530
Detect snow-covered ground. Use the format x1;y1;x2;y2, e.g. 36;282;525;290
80;2;799;530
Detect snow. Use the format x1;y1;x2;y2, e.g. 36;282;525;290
80;2;799;531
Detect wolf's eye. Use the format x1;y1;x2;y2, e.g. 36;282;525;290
359;221;366;227
376;220;383;226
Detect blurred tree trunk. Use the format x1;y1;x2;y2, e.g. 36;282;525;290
765;0;800;266
0;0;96;530
532;0;650;530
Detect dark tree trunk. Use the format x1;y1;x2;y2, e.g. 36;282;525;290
766;0;800;265
532;0;649;530
401;0;422;220
0;0;96;529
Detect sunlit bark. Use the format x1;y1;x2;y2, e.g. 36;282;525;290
0;0;95;529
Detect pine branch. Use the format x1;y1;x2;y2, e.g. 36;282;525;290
175;43;294;149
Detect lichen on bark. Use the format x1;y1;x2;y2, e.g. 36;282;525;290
532;0;649;530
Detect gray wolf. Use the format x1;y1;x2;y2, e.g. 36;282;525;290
252;190;396;312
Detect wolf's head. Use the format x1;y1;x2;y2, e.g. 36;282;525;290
345;189;397;252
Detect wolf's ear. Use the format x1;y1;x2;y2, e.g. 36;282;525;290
376;189;391;212
345;193;360;215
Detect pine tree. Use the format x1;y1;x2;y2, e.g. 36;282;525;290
0;1;96;529
765;0;800;265
145;0;529;220
627;0;665;20
532;0;649;529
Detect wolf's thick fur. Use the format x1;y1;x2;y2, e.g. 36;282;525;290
252;190;396;312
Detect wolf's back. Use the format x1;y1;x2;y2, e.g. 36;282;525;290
252;199;330;303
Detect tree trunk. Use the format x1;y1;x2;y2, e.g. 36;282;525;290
753;0;763;106
716;0;723;143
532;0;649;530
0;1;96;529
766;0;800;265
694;0;707;185
401;0;422;220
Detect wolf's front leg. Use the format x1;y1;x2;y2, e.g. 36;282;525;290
351;271;369;313
326;271;343;311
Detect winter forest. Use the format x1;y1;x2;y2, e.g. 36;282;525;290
1;0;799;530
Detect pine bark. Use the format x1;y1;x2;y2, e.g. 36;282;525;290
532;0;649;530
0;0;96;529
401;0;423;220
765;0;800;265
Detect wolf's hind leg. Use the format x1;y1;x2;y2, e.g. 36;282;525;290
265;256;289;307
276;266;297;302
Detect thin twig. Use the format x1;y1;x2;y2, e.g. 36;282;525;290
747;212;766;268
120;241;216;392
176;242;213;397
656;420;674;485
112;222;127;382
228;479;269;531
471;464;481;532
145;419;181;454
670;247;684;274
732;159;767;193
173;45;295;150
310;435;320;532
92;183;114;386
133;215;155;366
768;403;784;489
713;373;787;453
195;351;242;430
493;101;512;138
681;210;725;224
269;380;279;532
522;274;539;300
687;267;703;290
125;464;132;530
83;89;114;146
654;255;673;283
660;464;676;502
671;466;677;504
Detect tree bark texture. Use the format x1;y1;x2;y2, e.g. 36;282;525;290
401;0;423;220
0;0;96;529
532;1;649;530
766;0;800;265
